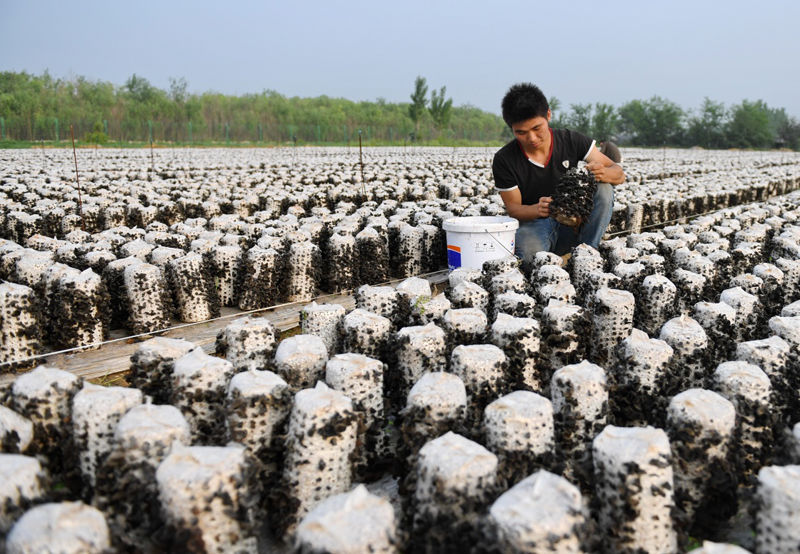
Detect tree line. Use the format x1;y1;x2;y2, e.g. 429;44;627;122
0;71;798;149
0;72;503;145
551;96;800;150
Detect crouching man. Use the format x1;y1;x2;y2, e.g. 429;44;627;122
492;83;625;267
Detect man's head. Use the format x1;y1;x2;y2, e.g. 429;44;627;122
502;84;552;151
501;83;550;127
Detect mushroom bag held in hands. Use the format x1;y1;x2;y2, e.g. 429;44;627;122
550;166;597;230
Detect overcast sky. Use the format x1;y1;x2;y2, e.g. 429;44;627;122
2;0;798;117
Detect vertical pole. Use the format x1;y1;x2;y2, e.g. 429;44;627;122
148;120;153;143
358;129;365;197
189;121;193;144
70;125;85;231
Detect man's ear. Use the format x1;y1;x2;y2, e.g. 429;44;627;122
546;109;552;121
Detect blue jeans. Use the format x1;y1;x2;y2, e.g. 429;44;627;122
515;182;614;263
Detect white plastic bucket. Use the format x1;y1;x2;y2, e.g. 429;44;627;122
442;216;519;270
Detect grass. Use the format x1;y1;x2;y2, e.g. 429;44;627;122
0;139;35;148
686;537;702;550
89;370;130;388
280;326;302;340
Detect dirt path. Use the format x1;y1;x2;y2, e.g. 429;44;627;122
1;271;449;386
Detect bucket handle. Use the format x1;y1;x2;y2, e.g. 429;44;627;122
484;228;521;262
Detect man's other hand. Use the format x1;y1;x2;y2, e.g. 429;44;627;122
535;196;552;218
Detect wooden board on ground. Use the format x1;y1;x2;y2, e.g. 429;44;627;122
0;271;450;386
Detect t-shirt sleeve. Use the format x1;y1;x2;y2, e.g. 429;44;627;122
492;154;518;191
568;130;595;161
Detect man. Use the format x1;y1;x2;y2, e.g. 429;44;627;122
492;83;625;266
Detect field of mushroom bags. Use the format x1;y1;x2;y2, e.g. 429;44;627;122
1;146;800;553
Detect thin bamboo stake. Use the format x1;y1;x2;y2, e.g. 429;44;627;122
358;129;365;196
70;124;85;231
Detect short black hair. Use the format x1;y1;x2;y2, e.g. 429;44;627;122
501;83;549;127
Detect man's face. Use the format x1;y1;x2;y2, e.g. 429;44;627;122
511;110;551;150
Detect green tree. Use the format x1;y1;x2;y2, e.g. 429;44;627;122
618;99;646;143
0;70;511;144
618;96;684;146
548;96;563;127
125;74;157;105
168;77;188;104
644;96;684;145
767;106;800;149
429;85;453;132
0;72;42;139
686;97;727;148
591;102;619;141
84;120;108;144
564;103;592;135
726;100;772;148
408;76;428;139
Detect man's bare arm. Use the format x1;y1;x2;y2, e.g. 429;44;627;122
499;188;552;222
585;146;625;185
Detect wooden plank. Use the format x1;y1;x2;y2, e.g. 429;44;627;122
1;271;449;386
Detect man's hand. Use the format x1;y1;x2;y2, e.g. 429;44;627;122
585;147;625;185
586;160;612;182
498;189;554;221
534;196;553;219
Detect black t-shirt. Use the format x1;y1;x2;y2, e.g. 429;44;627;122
492;128;595;205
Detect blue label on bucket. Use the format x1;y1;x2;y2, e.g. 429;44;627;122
447;245;461;270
